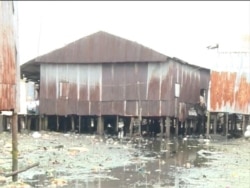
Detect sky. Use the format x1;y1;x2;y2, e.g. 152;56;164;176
17;1;250;68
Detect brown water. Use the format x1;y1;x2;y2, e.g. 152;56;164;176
17;133;213;188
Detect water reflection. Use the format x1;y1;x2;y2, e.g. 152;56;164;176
68;139;209;188
27;136;212;188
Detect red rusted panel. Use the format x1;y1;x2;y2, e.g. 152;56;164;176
160;62;174;100
209;52;250;114
0;1;16;111
210;71;250;114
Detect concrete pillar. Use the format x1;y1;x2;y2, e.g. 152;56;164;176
213;113;217;134
165;117;170;138
97;116;104;135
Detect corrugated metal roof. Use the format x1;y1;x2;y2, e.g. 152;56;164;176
36;31;168;63
0;1;16;111
21;31;169;82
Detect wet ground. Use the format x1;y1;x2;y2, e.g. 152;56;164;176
0;131;250;188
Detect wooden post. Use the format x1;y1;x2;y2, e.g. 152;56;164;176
242;115;246;134
97;116;104;135
213;113;217;134
44;116;48;131
12;112;18;181
175;118;178;136
160;118;163;138
206;111;210;138
225;113;229;137
115;116;119;133
129;117;134;137
165;117;170;138
27;116;31;132
56;116;59;131
78;116;81;133
71;116;75;132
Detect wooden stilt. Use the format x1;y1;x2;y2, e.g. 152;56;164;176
129;117;134;137
78;116;81;133
225;113;229;137
44;116;48;131
56;116;59;131
97;116;104;135
165;117;170;138
71;116;75;132
213;113;217;134
160;118;163;138
175;118;178;136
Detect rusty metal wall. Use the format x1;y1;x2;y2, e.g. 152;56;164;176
0;1;17;111
39;59;209;118
209;52;250;114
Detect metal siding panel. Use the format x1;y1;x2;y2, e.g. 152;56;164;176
137;63;148;100
141;101;148;116
56;99;67;116
101;101;113;115
160;62;173;100
45;99;57;115
148;101;160;116
89;65;101;101
113;63;126;100
147;63;160;100
67;64;78;114
0;1;16;111
77;101;89;115
126;101;137;116
113;101;124;115
79;65;88;101
46;64;57;99
90;101;101;115
209;52;250;114
125;64;137;100
102;64;113;101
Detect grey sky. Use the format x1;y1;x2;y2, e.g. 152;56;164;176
17;1;250;68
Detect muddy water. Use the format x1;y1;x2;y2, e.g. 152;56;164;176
16;133;212;188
